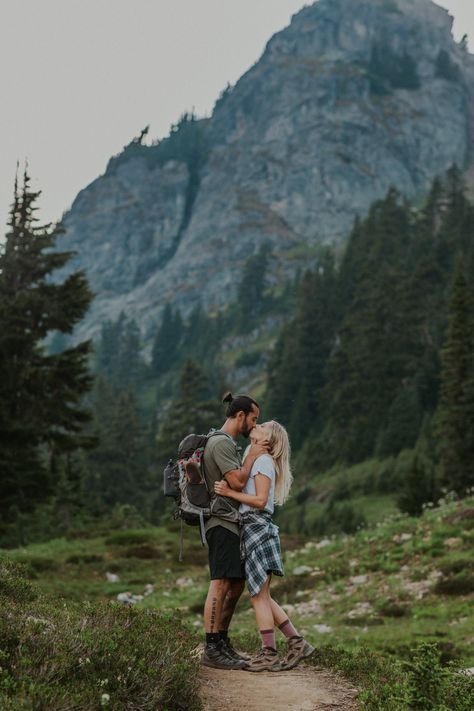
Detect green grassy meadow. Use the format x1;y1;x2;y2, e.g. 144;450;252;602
2;494;474;708
4;495;474;662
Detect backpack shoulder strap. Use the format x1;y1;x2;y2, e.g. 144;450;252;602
201;431;236;496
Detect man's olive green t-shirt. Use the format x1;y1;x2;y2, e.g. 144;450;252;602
204;431;242;537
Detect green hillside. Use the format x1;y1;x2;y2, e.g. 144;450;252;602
2;494;473;708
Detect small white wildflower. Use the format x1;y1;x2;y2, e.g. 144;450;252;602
101;692;110;706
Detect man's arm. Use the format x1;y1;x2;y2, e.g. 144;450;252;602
224;443;268;491
215;474;271;509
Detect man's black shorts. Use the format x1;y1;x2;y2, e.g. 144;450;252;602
206;525;245;580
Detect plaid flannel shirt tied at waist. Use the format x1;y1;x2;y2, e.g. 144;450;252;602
240;510;279;560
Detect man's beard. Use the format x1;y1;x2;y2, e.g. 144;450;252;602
241;425;252;438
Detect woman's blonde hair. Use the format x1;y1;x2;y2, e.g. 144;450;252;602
244;420;293;505
264;420;293;505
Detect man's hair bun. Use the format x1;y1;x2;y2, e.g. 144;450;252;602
223;393;260;418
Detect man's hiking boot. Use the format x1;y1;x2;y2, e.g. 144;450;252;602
201;640;247;670
279;636;315;671
222;637;250;662
245;646;281;672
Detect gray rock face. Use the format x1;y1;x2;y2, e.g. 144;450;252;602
58;0;473;341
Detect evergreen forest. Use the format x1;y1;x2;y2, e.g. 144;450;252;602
2;166;474;546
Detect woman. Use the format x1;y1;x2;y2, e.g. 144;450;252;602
214;420;314;672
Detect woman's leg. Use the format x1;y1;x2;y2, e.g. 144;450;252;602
269;595;291;627
251;575;276;649
245;575;282;671
269;596;301;637
269;589;315;670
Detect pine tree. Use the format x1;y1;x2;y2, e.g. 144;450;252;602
85;379;152;513
435;256;474;494
322;190;419;462
151;303;183;376
266;254;338;449
155;359;220;463
96;313;126;378
116;318;144;387
0;168;94;523
398;415;439;516
236;245;270;330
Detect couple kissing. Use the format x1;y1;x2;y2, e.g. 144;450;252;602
201;392;314;672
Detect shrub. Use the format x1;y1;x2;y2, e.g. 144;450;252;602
105;529;157;546
434;573;474;596
310;643;474;711
14;555;59;573
234;351;261;368
0;559;37;603
305;500;367;536
0;557;202;710
66;553;104;564
438;555;474;576
405;643;473;711
122;544;162;559
376;599;411;618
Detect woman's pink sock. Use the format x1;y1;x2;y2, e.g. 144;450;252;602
278;618;300;638
260;628;276;650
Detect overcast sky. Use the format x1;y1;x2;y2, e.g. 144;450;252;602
0;0;473;234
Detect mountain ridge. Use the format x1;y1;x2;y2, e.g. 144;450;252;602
56;0;474;341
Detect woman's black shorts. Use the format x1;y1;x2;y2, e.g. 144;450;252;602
206;525;245;580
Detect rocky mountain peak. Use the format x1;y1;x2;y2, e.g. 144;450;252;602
58;0;473;342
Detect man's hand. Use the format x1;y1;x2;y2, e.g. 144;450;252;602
214;480;230;496
223;442;270;492
248;442;270;459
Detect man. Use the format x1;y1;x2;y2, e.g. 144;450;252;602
201;392;268;669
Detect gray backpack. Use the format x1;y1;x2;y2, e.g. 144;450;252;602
163;431;240;560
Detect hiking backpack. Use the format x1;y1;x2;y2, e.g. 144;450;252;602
164;431;240;559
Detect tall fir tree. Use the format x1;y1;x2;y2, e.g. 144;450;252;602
155;359;220;463
435;256;474;494
322;190;420;462
398;414;439;516
0;168;94;525
151;303;183;376
85;383;151;513
236;245;270;330
266;250;338;448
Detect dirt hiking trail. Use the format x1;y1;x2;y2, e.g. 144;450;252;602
199;664;359;711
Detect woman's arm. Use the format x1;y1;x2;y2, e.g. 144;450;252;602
214;474;271;510
224;442;269;491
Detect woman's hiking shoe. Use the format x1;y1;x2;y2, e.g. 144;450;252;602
246;646;281;672
222;638;251;662
201;640;247;670
279;636;315;670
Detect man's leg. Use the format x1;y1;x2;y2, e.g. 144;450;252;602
202;526;247;669
204;578;229;636
219;578;245;633
202;578;247;669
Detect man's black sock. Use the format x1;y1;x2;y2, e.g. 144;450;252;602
206;633;220;645
219;630;228;641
